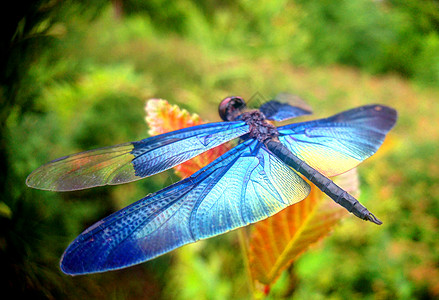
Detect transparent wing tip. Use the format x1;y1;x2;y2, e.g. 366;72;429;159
25;171;51;191
274;92;313;113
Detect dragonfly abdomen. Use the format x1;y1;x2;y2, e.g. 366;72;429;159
265;140;382;225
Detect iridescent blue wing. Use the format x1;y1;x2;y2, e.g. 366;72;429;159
278;104;397;177
26;121;249;191
60;140;310;275
259;93;312;121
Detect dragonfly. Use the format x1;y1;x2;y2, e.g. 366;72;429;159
26;95;397;275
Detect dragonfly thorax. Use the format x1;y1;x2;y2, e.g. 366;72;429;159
239;110;279;143
219;96;279;143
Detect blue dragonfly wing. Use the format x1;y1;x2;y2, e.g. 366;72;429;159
278;104;397;177
60;140;310;275
259;93;312;121
26;121;249;191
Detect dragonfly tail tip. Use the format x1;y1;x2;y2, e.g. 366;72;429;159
366;213;383;225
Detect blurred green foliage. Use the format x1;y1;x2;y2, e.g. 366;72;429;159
122;0;439;86
1;0;438;299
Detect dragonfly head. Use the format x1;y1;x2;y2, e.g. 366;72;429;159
219;96;246;121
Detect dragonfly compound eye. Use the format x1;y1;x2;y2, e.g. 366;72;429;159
218;96;246;121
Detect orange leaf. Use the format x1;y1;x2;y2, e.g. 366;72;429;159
144;99;232;178
247;168;359;286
